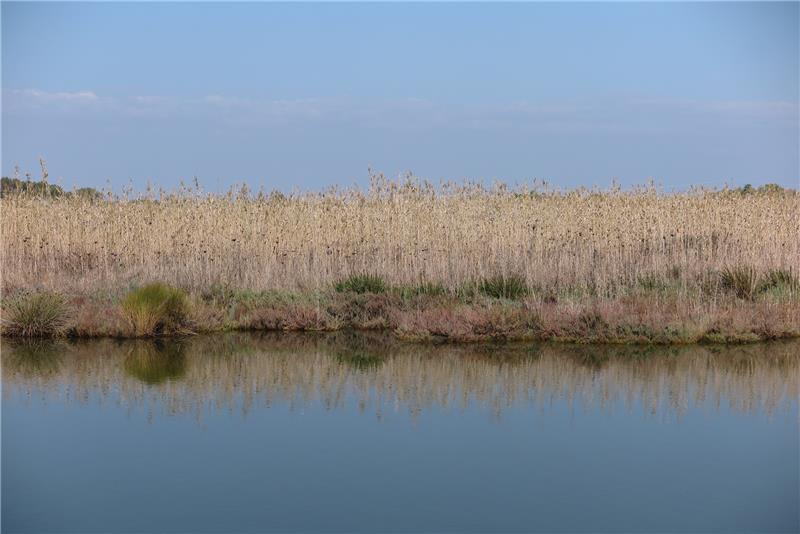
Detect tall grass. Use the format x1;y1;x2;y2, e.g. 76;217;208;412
1;176;798;298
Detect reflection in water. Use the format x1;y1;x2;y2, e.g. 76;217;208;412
2;332;798;419
333;331;387;371
124;340;187;385
3;339;64;378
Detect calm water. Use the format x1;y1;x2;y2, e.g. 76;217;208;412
2;333;798;533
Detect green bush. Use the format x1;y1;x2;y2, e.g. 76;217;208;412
334;274;386;294
2;292;69;337
122;283;189;336
477;275;529;300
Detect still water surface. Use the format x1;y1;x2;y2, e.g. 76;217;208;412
2;333;798;533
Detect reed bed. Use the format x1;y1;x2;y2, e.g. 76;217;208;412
3;334;798;420
2;177;798;295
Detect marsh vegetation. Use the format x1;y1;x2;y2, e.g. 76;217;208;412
1;176;798;343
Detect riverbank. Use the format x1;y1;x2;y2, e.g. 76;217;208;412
2;281;799;343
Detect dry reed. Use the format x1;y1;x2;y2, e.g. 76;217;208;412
2;176;797;296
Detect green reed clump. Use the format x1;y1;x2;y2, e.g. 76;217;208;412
2;292;69;337
757;269;799;296
477;274;529;300
719;266;758;300
334;274;386;294
122;283;189;336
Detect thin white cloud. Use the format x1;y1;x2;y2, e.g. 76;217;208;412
202;94;251;107
203;94;229;104
16;88;99;102
634;97;799;120
132;95;168;105
3;88;112;114
4;89;797;136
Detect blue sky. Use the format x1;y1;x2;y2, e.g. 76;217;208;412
2;2;798;191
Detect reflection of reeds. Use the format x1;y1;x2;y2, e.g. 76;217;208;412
3;334;798;420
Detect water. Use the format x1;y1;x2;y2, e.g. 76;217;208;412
2;333;798;533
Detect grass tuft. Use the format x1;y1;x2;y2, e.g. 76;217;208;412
334;274;386;294
122;283;189;336
719;266;758;300
1;292;69;337
757;269;799;295
477;275;529;300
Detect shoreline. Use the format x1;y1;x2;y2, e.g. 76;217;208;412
2;286;798;344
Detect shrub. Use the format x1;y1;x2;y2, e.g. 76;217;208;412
122;283;189;336
719;266;758;300
2;292;69;337
334;274;386;294
477;275;529;300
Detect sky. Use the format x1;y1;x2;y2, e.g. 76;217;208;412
2;2;799;192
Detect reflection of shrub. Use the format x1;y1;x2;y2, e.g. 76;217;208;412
124;340;186;385
332;332;386;370
334;274;386;294
122;283;189;336
4;339;64;377
2;292;69;337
